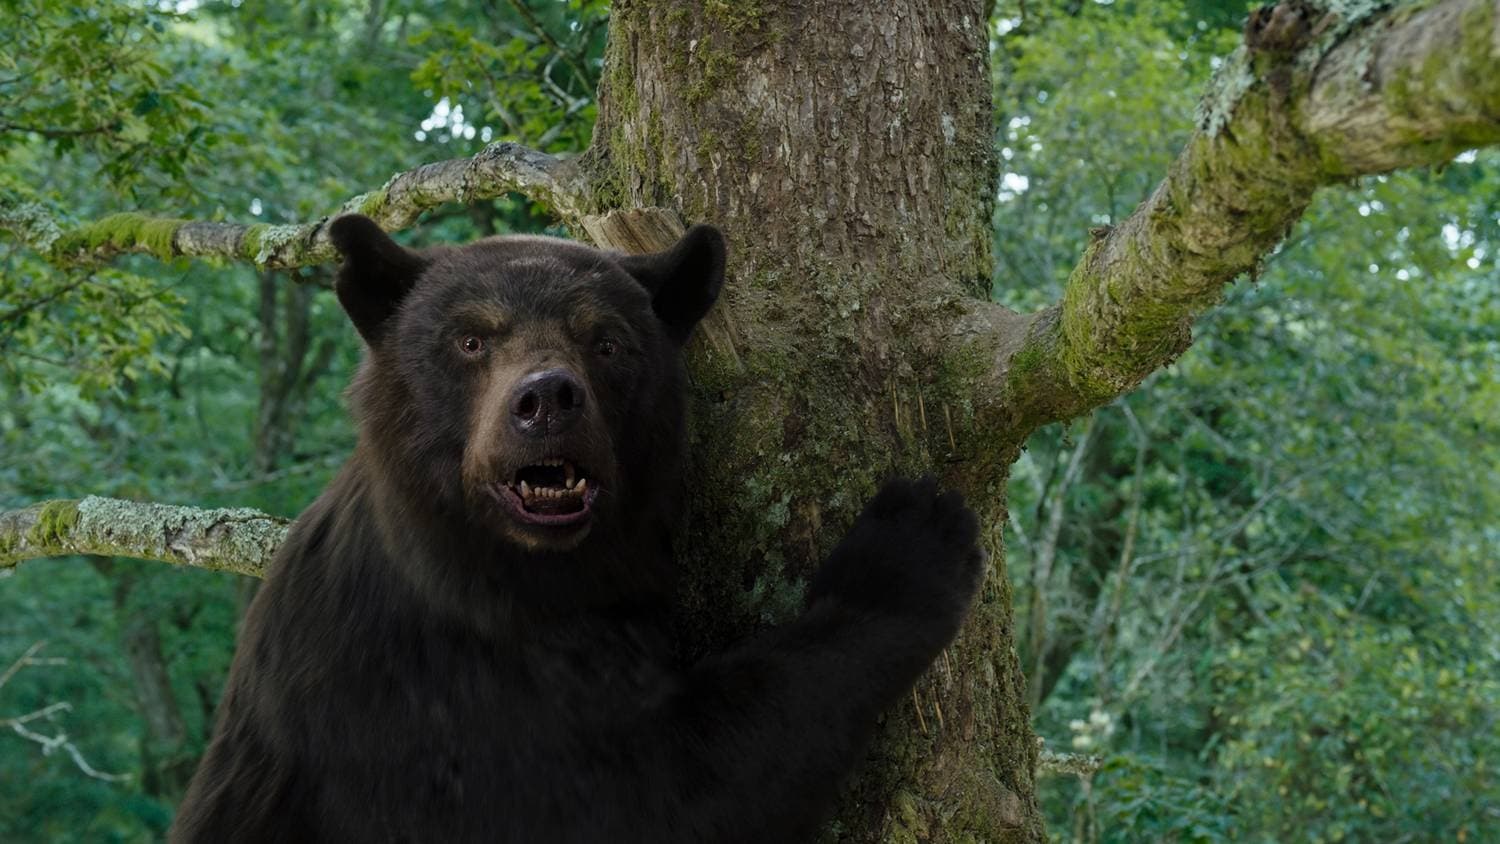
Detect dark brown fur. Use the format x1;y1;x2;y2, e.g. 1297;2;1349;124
171;217;983;842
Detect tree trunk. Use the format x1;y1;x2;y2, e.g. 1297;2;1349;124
90;558;195;799
582;2;1043;840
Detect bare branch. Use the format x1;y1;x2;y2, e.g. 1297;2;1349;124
0;641;60;691
0;497;286;577
5;700;70;726
1035;739;1103;779
2;643;130;783
1090;402;1148;707
7;704;131;782
0;120;119;139
996;0;1500;428
506;0;593;86
0;141;593;270
1025;418;1095;711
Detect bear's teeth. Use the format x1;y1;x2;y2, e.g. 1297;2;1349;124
565;464;575;487
520;480;532;499
575;478;588;495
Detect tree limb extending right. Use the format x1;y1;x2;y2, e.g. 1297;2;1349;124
996;0;1500;430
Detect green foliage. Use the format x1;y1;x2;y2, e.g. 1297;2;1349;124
995;2;1499;841
0;260;189;394
1215;589;1499;842
0;0;212;190
1085;757;1236;843
411;0;607;153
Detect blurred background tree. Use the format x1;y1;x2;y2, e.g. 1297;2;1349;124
0;0;1494;840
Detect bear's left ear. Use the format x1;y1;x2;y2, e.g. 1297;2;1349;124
617;224;726;344
328;214;431;345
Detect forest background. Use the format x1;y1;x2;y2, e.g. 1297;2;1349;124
0;1;1495;841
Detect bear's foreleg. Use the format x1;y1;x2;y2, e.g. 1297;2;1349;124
656;478;983;842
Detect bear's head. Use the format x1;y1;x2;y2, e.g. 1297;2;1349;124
328;214;725;554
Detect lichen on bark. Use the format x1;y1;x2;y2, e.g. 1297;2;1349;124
0;497;287;576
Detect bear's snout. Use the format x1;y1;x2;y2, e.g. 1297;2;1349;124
509;368;586;438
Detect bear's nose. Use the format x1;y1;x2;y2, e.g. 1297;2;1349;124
509;368;586;437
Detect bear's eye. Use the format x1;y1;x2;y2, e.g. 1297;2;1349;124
458;335;486;356
595;338;619;358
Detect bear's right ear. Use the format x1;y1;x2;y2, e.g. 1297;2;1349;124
328;214;429;345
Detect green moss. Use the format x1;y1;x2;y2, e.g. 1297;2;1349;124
588;167;627;214
588;107;679;213
237;222;305;266
1375;0;1500;163
1057;230;1205;407
942;198;993;295
602;22;641;117
889;790;928;843
1007;340;1047;383
659;10;693;79
734;123;762;164
240;224;268;262
27;500;79;548
0;522;16;557
1459;0;1500;114
55;212;185;259
703;0;764;34
684;33;738;106
352;186;389;218
695;128;719;165
678;296;901;629
1435;1;1500;130
644;110;676;202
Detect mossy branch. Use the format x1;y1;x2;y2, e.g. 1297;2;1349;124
1036;747;1104;779
0;142;592;270
0;497;287;577
999;0;1500;428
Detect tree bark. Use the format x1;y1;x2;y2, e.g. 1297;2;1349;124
0;498;286;576
579;2;1042;840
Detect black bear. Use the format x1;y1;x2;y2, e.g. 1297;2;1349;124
171;215;983;843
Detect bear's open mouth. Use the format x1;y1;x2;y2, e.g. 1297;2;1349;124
490;458;599;527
